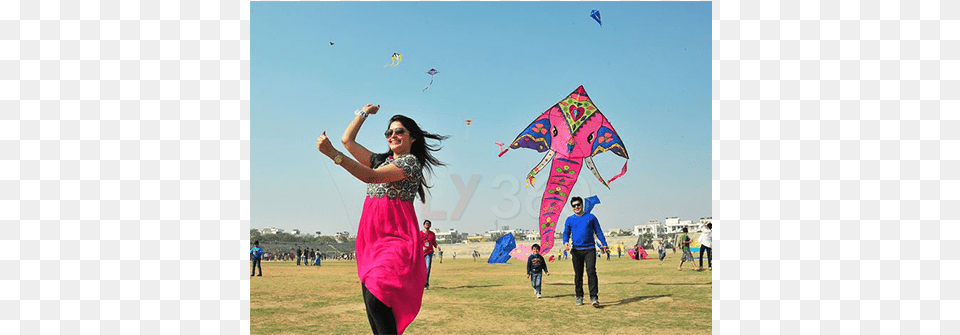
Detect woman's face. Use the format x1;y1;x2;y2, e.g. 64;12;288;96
386;120;414;155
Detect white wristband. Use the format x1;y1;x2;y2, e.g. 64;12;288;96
355;110;368;118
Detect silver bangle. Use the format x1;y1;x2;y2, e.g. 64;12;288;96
354;110;368;118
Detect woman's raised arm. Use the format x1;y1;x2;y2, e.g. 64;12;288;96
341;104;379;167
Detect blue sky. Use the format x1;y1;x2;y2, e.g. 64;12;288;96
252;2;711;235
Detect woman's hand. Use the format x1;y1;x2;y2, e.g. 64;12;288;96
317;131;335;157
361;104;380;115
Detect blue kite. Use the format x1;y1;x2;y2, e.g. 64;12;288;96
488;233;517;264
590;10;602;27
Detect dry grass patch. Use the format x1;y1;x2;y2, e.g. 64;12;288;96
251;251;711;334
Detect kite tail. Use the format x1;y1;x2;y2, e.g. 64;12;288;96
536;156;583;255
423;78;434;92
607;160;628;184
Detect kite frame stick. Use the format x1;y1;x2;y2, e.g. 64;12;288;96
583;156;611;189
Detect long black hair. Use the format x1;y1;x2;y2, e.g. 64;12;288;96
370;115;448;203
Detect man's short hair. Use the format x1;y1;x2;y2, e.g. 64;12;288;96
531;244;541;250
682;227;688;232
254;240;259;245
706;223;712;229
423;220;431;225
570;196;583;206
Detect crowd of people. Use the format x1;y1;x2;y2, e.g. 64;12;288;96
249;246;356;263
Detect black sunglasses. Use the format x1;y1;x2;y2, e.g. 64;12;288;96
384;127;407;138
572;203;583;207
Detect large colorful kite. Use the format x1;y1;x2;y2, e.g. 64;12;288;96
501;86;628;255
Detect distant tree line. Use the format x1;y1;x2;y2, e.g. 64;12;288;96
250;229;351;244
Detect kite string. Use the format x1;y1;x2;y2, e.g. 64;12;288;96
323;160;355;227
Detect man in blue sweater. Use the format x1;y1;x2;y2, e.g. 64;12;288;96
562;196;609;307
250;241;263;277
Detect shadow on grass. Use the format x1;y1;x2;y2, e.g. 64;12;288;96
548;281;664;286
645;282;712;286
431;284;504;290
596;294;673;308
542;293;578;299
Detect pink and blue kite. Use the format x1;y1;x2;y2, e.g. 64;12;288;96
501;86;629;255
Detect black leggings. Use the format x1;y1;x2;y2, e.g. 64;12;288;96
362;283;398;335
699;246;712;268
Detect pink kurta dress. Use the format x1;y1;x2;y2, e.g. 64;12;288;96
355;154;426;334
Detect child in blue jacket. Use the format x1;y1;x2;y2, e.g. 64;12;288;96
526;244;550;299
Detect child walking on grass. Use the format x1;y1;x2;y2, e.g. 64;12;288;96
658;237;667;262
678;227;696;271
526;244;549;299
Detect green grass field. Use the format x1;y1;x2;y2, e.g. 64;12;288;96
251;252;711;334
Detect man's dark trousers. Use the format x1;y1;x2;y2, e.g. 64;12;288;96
571;248;598;299
251;258;262;276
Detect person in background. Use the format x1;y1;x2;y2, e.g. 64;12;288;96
677;227;696;271
421;220;441;289
250;241;263;277
658;237;667;262
297;247;303;266
697;223;712;271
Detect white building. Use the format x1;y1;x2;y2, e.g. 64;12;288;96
664;217;699;234
258;227;284;235
481;229;521;241
335;231;351;243
436;229;468;244
517;228;539;241
606;228;626;236
634;220;666;238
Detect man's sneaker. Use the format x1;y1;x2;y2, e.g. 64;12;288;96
575;297;584;305
536;293;541;299
591;298;600;307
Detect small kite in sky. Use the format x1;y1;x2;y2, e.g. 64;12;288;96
423;68;439;91
329;42;334;45
385;53;403;67
590;10;602;27
495;142;508;157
